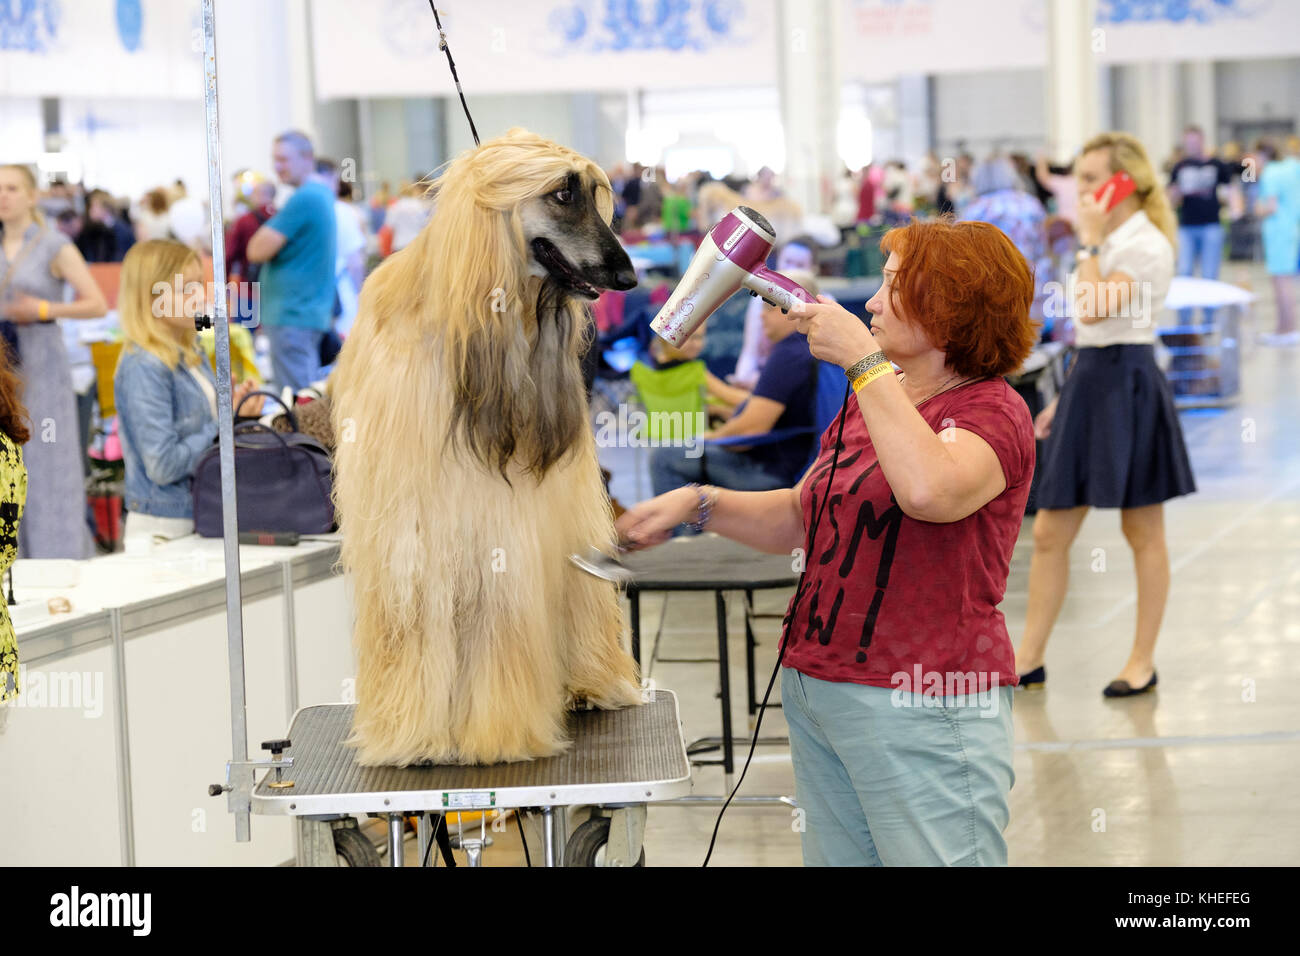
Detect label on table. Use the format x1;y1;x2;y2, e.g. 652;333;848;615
443;790;496;809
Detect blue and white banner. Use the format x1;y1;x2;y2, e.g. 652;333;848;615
840;0;1300;83
311;0;780;98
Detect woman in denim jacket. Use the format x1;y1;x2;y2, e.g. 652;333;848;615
114;240;261;541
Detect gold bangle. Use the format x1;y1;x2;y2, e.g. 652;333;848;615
851;361;893;393
37;300;50;321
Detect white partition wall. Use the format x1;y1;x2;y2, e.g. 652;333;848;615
0;639;123;866
0;540;352;867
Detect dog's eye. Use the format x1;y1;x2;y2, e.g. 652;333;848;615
554;188;573;204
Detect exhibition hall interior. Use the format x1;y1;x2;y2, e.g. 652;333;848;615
1;0;1298;885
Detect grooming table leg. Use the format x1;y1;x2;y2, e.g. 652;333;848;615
297;817;340;867
715;590;734;776
387;813;405;867
417;813;432;866
541;806;569;866
604;806;647;867
744;589;757;718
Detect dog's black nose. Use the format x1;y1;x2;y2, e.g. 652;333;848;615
611;266;637;291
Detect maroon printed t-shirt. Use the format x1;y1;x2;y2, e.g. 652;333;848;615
783;376;1034;692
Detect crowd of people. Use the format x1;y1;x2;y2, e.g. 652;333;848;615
0;129;448;559
0;120;1295;584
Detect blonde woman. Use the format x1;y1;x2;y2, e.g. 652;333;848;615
114;240;261;541
0;164;107;559
1016;132;1195;697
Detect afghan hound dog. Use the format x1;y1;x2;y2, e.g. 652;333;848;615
331;129;643;767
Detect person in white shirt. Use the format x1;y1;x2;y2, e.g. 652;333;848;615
1016;132;1196;698
315;159;366;339
384;181;433;253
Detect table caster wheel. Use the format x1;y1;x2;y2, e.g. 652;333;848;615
333;826;382;867
564;818;645;867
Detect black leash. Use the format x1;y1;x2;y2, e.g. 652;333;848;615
428;2;480;146
701;383;852;866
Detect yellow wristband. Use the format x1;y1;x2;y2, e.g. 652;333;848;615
38;300;50;321
851;361;893;393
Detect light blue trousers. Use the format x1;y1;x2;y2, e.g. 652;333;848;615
781;667;1015;866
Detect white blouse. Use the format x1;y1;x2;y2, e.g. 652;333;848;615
1069;210;1175;348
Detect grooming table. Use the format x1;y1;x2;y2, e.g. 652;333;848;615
250;690;691;867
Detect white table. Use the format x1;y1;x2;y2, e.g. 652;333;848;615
0;535;353;866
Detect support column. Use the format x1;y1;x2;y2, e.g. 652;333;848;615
776;0;840;215
214;0;318;209
1134;61;1177;172
1183;60;1217;144
1044;0;1099;163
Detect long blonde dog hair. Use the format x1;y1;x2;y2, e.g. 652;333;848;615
359;128;614;479
331;129;641;764
1082;132;1178;246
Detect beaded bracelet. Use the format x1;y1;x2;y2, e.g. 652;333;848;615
686;483;719;533
851;361;893;393
844;351;888;383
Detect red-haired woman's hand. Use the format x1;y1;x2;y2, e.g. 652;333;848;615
790;295;880;368
615;487;698;551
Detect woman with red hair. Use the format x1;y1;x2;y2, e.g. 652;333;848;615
618;218;1037;866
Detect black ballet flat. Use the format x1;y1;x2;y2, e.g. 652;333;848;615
1017;666;1046;689
1103;671;1158;698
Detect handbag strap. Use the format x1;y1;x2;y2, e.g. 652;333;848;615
232;419;328;457
236;388;299;431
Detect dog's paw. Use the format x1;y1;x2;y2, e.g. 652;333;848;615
567;679;644;711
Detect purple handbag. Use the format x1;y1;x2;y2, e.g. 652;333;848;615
191;391;335;538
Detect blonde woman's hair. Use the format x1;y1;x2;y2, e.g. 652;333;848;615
117;239;203;370
1081;132;1178;246
0;164;44;227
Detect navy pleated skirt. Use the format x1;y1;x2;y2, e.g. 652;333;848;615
1036;344;1196;510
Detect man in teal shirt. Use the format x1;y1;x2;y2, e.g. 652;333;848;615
248;130;338;390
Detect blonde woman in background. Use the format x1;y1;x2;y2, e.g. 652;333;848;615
113;240;262;541
0;164;107;559
1016;132;1195;697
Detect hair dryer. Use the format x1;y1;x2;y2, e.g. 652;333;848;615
651;206;816;347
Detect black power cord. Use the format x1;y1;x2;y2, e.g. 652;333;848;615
702;382;852;866
517;810;532;867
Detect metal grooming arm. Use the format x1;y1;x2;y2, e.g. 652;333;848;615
198;0;256;843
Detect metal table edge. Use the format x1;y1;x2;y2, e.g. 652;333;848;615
250;690;692;817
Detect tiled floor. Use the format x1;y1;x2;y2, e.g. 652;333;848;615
391;262;1300;866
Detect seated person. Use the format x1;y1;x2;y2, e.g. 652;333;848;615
114;239;264;542
650;270;819;496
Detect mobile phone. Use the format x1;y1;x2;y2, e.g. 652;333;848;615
1095;171;1137;211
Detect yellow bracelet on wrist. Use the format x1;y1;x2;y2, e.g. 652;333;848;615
37;300;50;321
851;360;893;393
